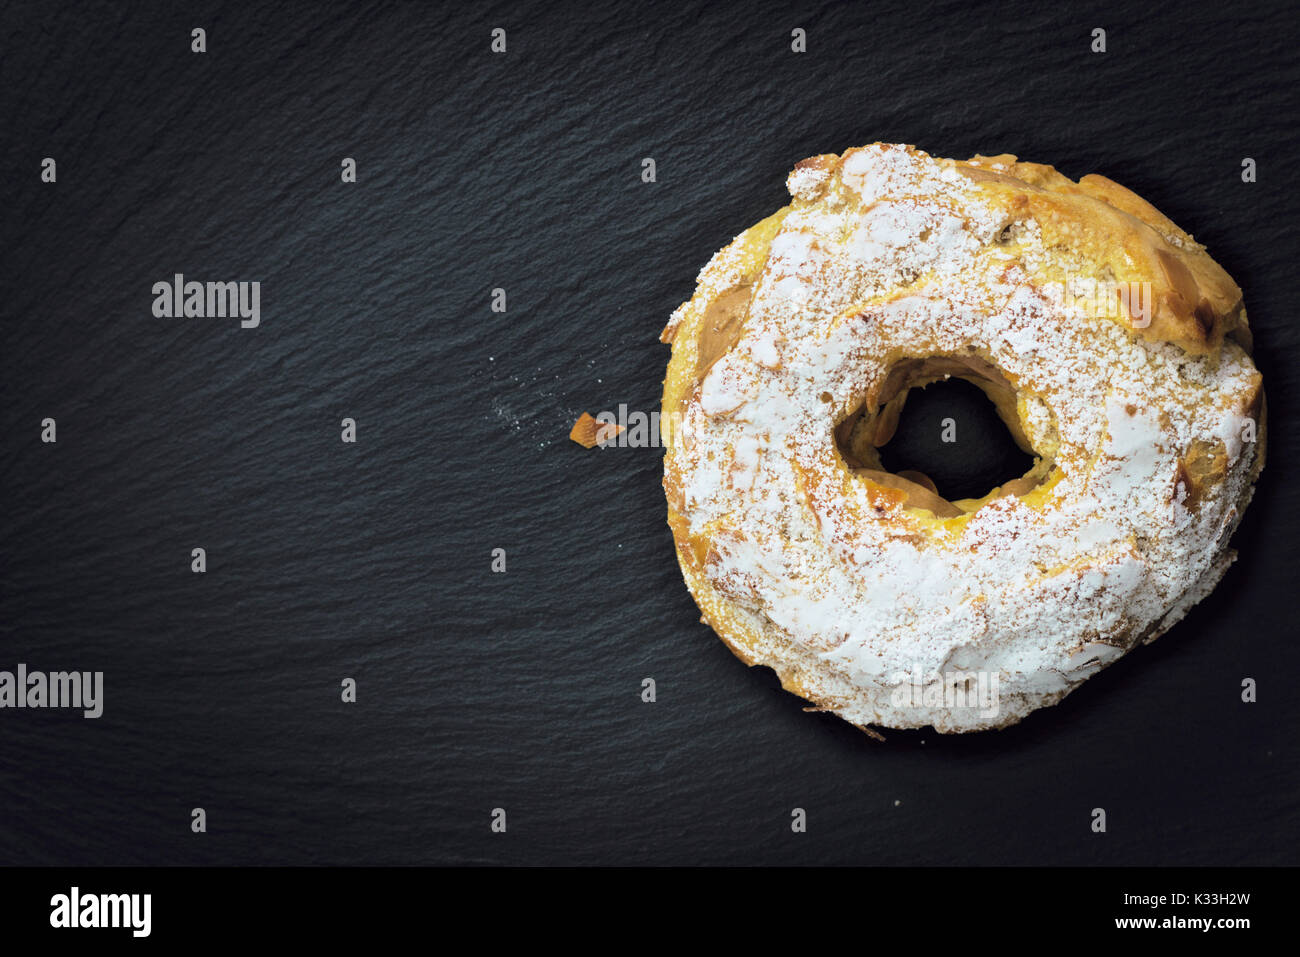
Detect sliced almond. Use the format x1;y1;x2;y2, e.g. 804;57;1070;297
1175;438;1227;509
569;412;625;449
695;285;754;379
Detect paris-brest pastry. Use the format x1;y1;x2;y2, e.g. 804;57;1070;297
660;144;1265;733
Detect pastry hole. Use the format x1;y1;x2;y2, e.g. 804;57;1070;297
876;378;1036;501
834;355;1050;514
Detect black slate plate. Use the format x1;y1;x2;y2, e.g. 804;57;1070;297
1;0;1297;865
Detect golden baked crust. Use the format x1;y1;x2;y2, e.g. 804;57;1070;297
953;154;1248;354
661;144;1265;734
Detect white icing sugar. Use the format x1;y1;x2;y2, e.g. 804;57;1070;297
786;163;830;202
750;334;781;369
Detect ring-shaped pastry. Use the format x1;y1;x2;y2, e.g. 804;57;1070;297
661;144;1265;733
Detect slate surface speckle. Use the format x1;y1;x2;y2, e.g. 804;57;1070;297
2;0;1298;865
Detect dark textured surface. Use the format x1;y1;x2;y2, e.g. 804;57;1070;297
1;0;1298;865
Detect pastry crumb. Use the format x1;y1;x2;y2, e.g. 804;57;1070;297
569;412;624;448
